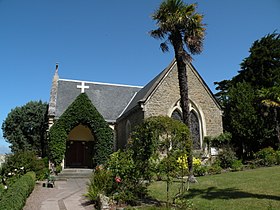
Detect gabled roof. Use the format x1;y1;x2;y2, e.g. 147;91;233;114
120;59;221;118
55;79;142;122
51;60;221;123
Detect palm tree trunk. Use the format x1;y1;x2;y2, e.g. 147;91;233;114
172;33;194;179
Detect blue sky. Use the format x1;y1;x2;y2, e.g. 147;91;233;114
0;0;279;154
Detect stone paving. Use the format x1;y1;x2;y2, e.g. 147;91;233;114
23;178;94;210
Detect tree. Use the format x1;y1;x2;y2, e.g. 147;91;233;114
235;33;280;89
258;86;280;148
150;0;205;180
227;82;264;157
215;32;280;157
2;101;48;156
129;116;191;207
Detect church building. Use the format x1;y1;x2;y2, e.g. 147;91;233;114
48;59;223;168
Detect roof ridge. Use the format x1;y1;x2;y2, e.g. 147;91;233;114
59;78;143;88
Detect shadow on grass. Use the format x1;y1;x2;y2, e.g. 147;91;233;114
183;187;280;201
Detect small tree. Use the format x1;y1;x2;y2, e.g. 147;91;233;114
2;101;48;157
129;116;191;207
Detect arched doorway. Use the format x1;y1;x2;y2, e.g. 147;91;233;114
65;124;94;168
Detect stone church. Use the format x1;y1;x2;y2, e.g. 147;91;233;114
48;59;223;168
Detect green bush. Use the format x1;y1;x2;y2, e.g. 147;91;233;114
218;147;237;169
206;132;232;149
87;150;148;205
194;165;207;176
0;184;5;200
86;166;112;201
0;171;36;210
255;147;277;166
106;150;146;204
275;150;280;165
207;160;222;175
86;116;192;206
231;160;243;171
2;151;49;180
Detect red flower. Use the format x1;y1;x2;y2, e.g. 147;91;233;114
115;176;121;183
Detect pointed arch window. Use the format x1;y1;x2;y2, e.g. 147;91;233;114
190;110;201;150
171;109;183;122
125;120;131;142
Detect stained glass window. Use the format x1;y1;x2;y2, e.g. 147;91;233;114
190;111;201;150
171;109;183;122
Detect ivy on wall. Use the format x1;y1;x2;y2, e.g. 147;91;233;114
48;93;114;166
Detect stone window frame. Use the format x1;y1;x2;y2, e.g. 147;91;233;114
168;99;206;150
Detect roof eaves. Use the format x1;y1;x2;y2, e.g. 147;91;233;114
118;92;138;118
142;59;176;104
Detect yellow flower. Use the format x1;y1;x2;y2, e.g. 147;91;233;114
193;157;202;167
177;155;202;169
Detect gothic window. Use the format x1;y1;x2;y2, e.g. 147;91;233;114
171;106;202;150
125;120;131;142
190;110;201;150
171;109;183;122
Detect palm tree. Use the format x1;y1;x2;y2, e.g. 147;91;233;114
150;0;205;181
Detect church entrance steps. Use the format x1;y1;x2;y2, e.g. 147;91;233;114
56;168;93;180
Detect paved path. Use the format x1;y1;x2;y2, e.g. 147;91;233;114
23;179;94;210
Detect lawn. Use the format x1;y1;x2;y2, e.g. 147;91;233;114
147;166;280;210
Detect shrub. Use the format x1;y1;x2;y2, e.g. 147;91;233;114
2;151;49;180
87;150;148;205
0;171;36;210
129;116;191;180
218;147;237;169
255;147;277;166
231;160;243;171
176;156;206;177
206;132;232;149
86;166;112;202
106;150;146;204
275;150;280;165
207;160;222;175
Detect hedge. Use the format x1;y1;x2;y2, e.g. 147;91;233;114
48;93;114;166
0;171;36;210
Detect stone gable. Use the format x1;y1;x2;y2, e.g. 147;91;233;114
143;61;223;138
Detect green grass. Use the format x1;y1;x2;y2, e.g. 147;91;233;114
148;166;280;210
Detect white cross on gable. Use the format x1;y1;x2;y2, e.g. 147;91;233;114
77;81;89;93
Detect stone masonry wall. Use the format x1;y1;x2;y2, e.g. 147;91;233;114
144;62;223;138
116;107;144;149
144;63;181;118
187;63;223;137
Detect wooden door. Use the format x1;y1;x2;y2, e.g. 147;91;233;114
65;141;94;168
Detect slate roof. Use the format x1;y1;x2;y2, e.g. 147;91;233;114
53;59;221;123
55;79;142;122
